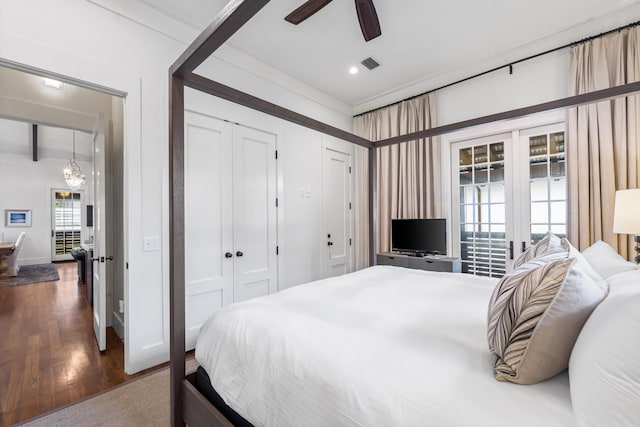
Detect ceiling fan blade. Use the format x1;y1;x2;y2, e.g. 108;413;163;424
285;0;333;25
355;0;381;41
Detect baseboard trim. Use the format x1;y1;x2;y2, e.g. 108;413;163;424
112;311;125;340
20;257;52;266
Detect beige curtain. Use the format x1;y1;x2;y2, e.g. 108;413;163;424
354;93;441;254
567;26;640;260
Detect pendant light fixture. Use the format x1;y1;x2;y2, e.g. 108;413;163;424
63;130;86;191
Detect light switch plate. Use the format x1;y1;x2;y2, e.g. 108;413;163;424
143;236;160;251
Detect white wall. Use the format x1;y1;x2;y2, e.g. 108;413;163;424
437;50;568;126
355;2;640;124
0;119;93;264
0;0;354;373
0;151;92;265
185;88;354;291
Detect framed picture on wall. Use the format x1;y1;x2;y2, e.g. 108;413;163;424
5;209;32;227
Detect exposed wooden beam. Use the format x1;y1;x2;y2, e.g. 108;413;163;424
184;73;373;148
31;124;38;162
170;0;270;78
169;75;186;427
375;81;640;147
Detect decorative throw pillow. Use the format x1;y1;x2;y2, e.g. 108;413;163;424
513;232;566;268
487;253;608;384
569;274;640;427
581;240;639;280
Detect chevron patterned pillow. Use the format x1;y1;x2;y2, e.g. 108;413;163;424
487;253;608;384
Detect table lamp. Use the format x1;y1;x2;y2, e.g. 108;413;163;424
613;188;640;264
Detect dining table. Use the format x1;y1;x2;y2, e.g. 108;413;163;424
0;242;16;280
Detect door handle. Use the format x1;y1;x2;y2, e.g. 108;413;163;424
225;252;233;258
236;251;244;257
522;241;527;252
91;257;100;262
105;256;114;261
509;241;514;260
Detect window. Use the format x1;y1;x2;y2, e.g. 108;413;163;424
527;131;566;244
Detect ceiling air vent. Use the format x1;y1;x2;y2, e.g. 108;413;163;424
361;57;380;71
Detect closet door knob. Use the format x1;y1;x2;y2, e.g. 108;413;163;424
236;251;244;257
225;252;233;258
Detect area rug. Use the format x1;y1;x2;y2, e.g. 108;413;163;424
0;263;60;286
18;359;199;427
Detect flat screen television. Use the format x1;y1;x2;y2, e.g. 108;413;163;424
391;218;446;256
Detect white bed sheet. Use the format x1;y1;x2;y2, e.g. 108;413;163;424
196;266;574;427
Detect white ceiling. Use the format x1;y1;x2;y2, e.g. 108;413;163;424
141;0;640;110
0;118;93;162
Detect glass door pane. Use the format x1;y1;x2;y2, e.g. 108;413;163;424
458;141;507;278
528;131;566;244
53;190;82;260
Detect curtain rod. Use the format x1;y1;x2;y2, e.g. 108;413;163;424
353;19;640;118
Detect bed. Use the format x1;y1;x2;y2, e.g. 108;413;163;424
168;1;640;426
195;266;574;427
192;245;640;427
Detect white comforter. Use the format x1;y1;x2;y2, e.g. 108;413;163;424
196;266;574;427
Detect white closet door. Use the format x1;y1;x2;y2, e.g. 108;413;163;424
232;125;278;303
323;147;352;278
184;111;233;350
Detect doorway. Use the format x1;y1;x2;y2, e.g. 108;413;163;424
322;145;353;278
0;62;128;421
51;189;84;262
450;120;567;277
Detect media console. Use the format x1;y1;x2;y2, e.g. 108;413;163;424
377;252;462;273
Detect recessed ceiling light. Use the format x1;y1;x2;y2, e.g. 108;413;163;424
349;66;359;75
43;78;63;89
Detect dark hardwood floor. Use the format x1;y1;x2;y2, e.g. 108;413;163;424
0;262;160;426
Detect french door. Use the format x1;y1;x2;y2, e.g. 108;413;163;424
51;189;83;261
452;122;566;277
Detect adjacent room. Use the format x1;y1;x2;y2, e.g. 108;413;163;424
1;0;639;426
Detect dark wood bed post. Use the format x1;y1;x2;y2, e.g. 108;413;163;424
169;74;186;427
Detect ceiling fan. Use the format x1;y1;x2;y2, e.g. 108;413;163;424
285;0;381;42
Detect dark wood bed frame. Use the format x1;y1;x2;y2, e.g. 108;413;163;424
169;1;640;425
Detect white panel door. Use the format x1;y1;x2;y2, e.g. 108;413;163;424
184;111;233;350
92;113;107;351
323;148;352;278
232;125;278;303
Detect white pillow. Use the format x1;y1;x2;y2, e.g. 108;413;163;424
581;240;638;280
569;274;640;427
564;240;611;290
